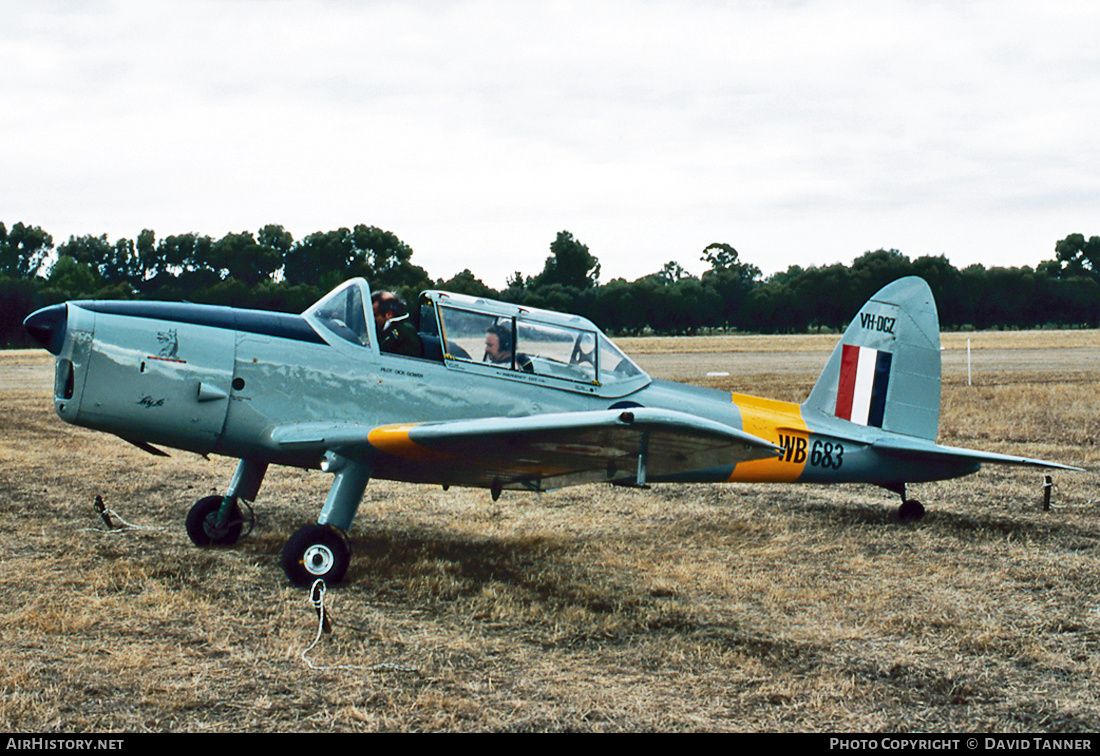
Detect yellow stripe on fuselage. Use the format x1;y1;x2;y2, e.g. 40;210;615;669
728;393;809;482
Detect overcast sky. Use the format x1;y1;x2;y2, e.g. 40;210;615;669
3;0;1099;288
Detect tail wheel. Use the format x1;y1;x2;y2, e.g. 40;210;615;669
186;495;244;546
898;498;926;522
282;524;351;587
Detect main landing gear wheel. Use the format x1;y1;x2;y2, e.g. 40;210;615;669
186;495;245;546
282;524;351;587
898;498;926;522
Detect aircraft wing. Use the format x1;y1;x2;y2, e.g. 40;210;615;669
872;437;1083;471
269;408;783;491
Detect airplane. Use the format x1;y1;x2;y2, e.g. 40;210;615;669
23;275;1079;587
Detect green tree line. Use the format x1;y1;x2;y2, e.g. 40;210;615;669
3;220;1099;347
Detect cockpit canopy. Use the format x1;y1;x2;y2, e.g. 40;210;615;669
302;279;650;398
424;289;648;393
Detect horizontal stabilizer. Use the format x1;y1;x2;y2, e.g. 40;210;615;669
873;437;1082;472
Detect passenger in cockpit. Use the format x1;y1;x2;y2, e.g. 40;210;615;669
483;324;513;365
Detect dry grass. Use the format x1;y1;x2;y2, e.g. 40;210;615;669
1;333;1099;733
618;333;839;354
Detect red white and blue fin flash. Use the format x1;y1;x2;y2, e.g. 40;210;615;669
835;344;892;428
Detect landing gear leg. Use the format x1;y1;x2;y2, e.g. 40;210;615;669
281;458;370;587
227;459;268;504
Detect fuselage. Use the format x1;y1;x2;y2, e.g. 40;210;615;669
27;285;979;492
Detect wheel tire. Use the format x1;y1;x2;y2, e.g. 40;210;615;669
282;524;351;587
898;498;926;522
186;495;244;547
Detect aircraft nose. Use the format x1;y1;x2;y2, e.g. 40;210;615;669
23;304;68;355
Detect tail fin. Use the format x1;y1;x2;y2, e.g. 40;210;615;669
804;276;941;441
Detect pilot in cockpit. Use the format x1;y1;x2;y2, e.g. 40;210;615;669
372;291;422;357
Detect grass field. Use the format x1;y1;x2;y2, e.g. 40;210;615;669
1;332;1098;733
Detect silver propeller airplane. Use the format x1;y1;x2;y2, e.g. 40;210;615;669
23;276;1077;586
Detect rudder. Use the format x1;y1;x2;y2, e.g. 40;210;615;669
803;277;941;441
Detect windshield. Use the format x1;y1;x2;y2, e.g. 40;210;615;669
304;280;372;347
598;333;643;382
